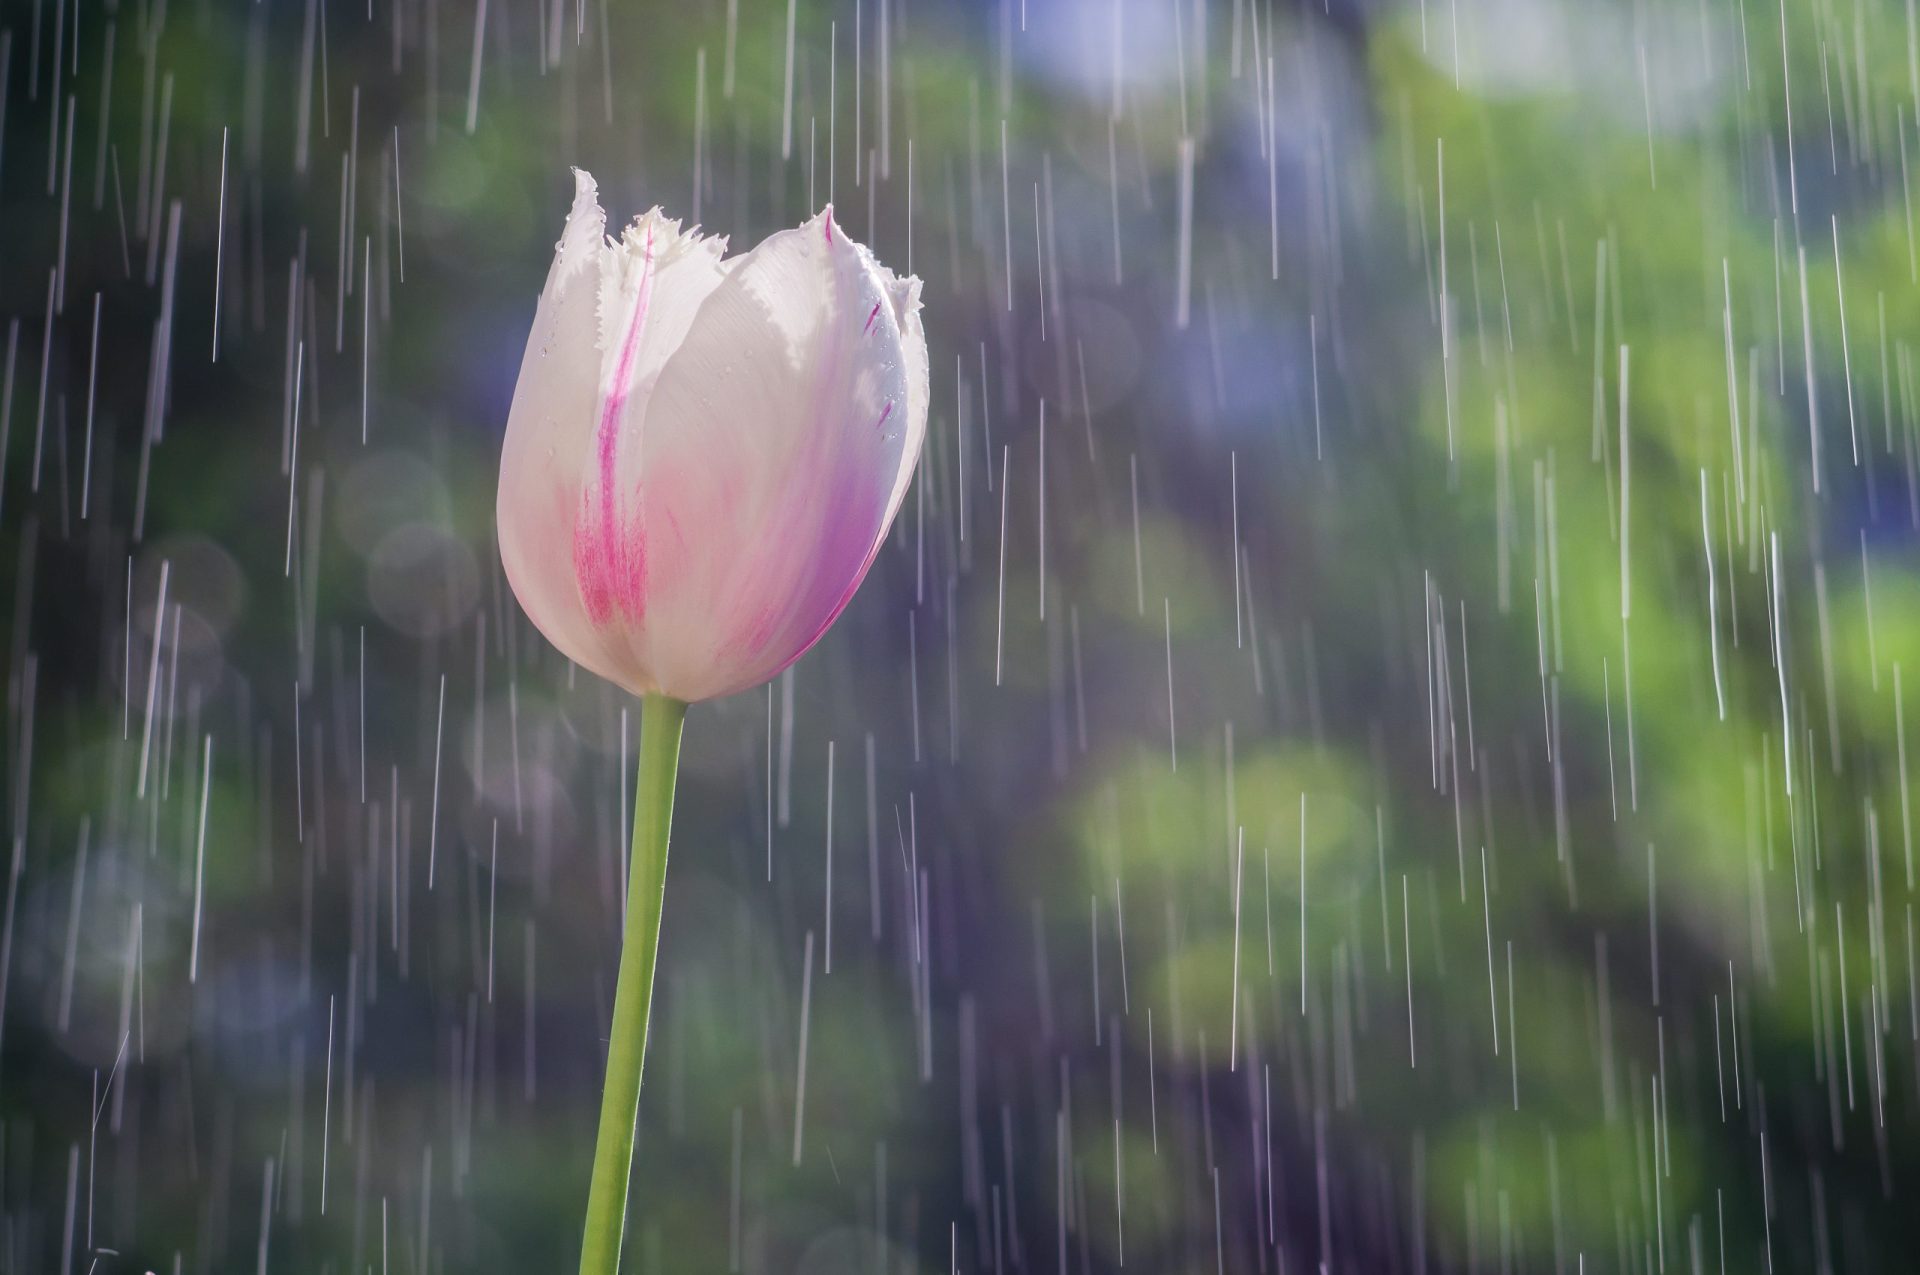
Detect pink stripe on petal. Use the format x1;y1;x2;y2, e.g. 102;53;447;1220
863;301;882;335
573;226;655;625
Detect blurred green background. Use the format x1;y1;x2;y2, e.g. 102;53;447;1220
0;0;1916;1269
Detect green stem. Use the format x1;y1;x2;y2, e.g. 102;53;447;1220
579;692;687;1275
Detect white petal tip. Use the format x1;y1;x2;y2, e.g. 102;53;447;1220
550;168;608;290
616;206;730;270
890;274;924;320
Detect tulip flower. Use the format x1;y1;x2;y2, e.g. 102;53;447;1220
499;169;928;703
496;170;927;1275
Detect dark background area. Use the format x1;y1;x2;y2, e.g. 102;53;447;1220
0;0;1915;1270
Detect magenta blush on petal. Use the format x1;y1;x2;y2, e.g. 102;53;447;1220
719;445;892;673
763;506;897;685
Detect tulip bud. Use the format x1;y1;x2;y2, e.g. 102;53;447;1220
499;170;928;702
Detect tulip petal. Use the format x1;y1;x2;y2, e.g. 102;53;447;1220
574;203;729;636
498;170;619;687
497;170;728;695
628;208;929;701
882;272;929;540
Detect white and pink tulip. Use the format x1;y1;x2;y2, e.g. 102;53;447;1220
498;169;928;703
